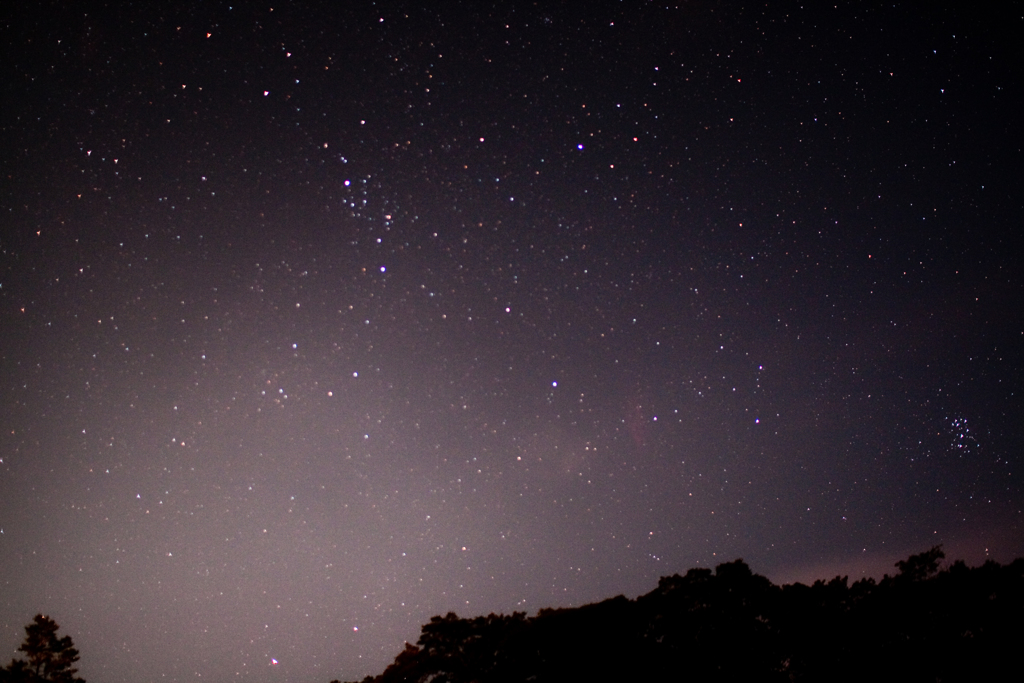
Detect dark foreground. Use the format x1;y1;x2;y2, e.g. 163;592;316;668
335;547;1023;683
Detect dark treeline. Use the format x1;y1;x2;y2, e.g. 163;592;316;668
336;547;1023;683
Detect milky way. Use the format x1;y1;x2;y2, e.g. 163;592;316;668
1;2;1021;682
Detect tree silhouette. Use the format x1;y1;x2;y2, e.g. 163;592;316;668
894;544;945;582
0;615;84;683
336;549;1024;683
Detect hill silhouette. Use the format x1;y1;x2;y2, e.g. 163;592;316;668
333;546;1023;683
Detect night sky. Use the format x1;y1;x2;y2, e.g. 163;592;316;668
1;2;1022;682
